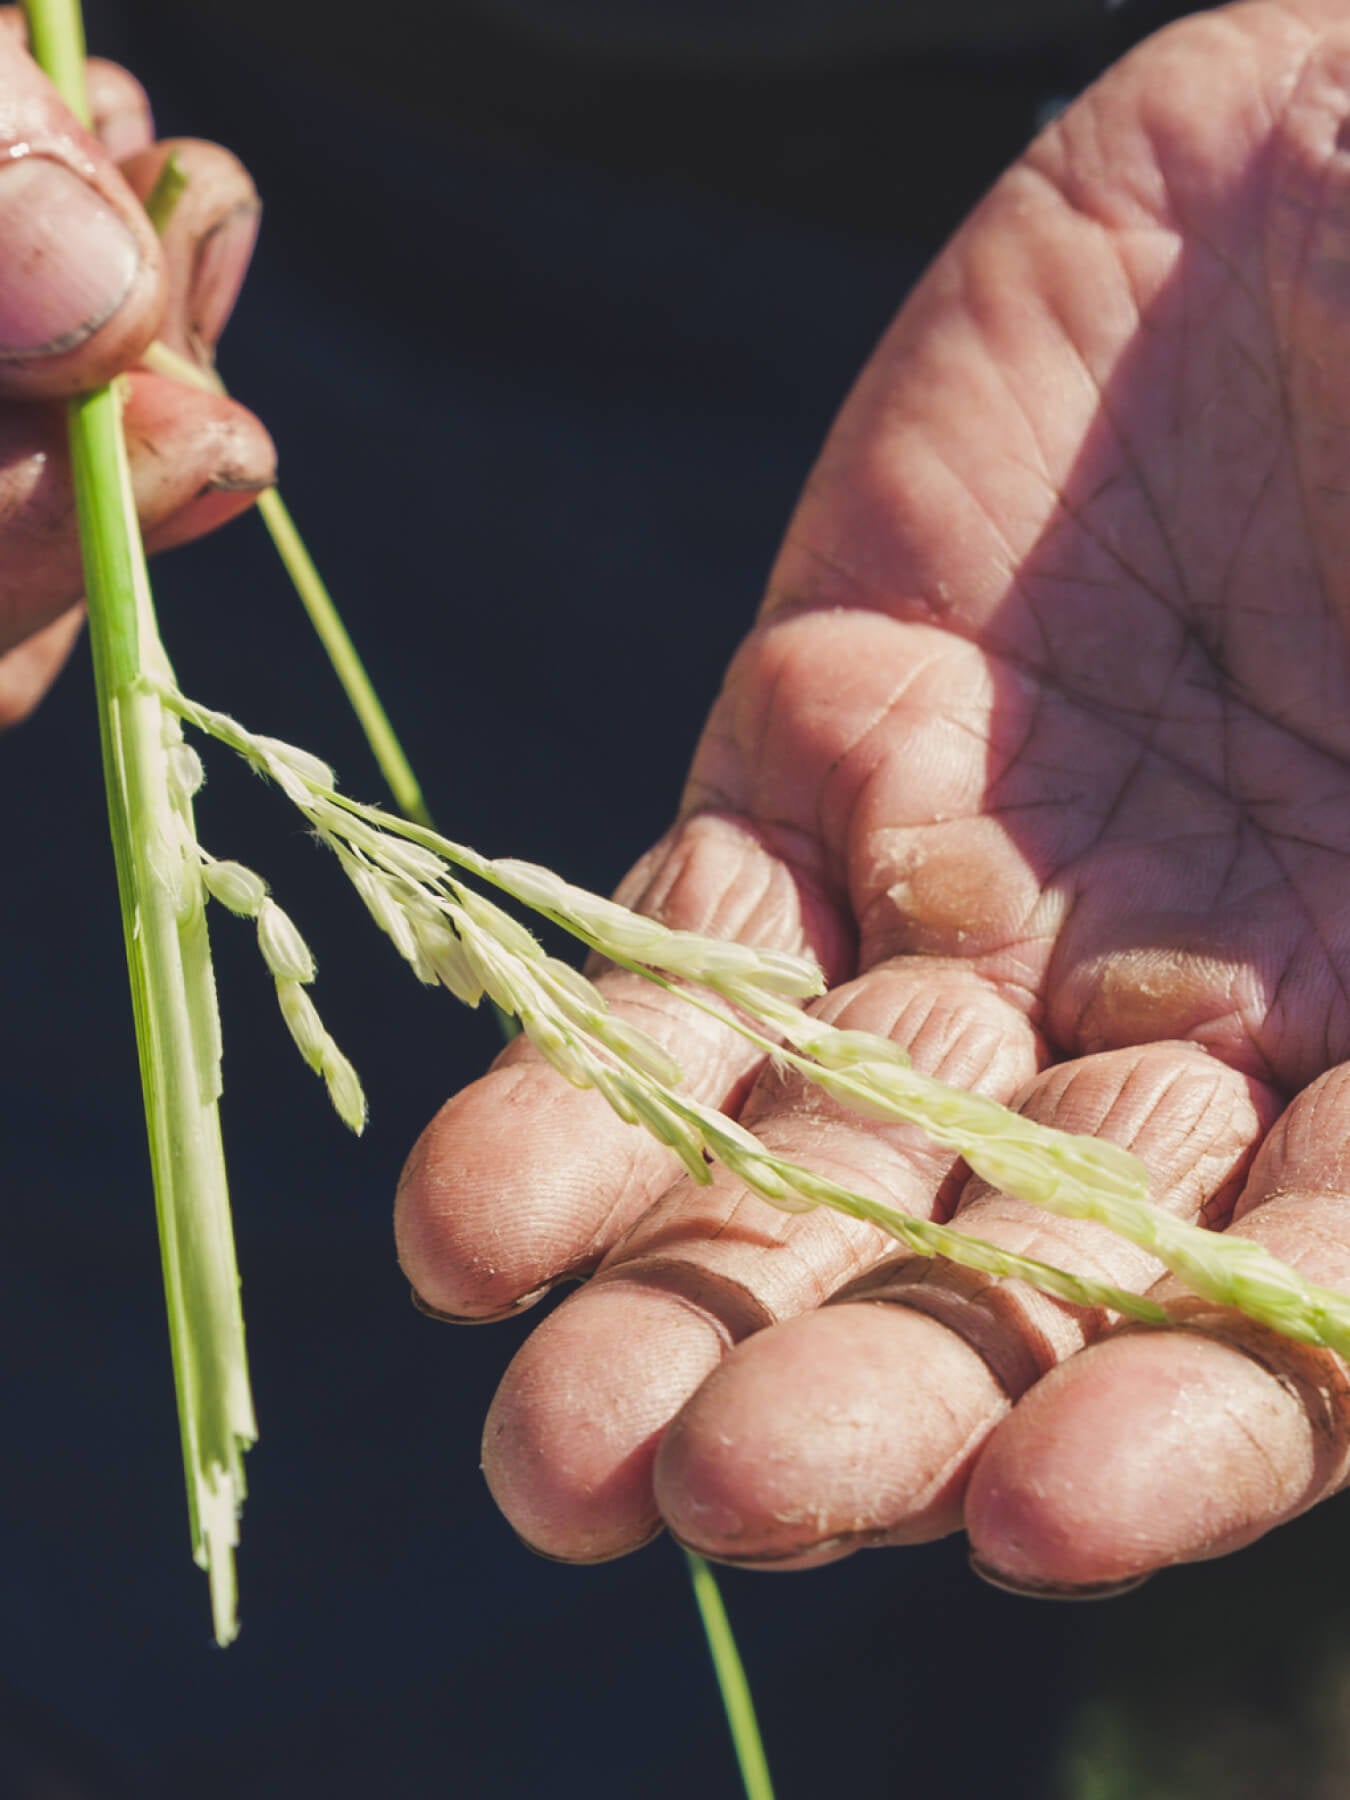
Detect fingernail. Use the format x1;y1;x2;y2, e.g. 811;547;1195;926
509;1522;664;1564
409;1281;555;1324
190;201;259;348
0;158;139;357
202;471;272;495
667;1532;853;1567
410;1286;476;1324
969;1554;1152;1601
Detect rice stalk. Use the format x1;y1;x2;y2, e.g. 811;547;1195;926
25;0;254;1644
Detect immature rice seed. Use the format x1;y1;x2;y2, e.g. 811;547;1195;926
257;898;316;984
167;743;206;804
200;859;269;918
275;978;327;1072
343;859;420;965
255;738;336;792
321;1041;367;1135
414;921;484;1007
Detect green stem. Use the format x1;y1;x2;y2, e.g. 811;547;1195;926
27;0;254;1645
254;487;432;828
22;0;87;119
685;1551;776;1800
143;151;189;236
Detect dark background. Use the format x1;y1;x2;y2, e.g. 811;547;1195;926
8;2;1350;1795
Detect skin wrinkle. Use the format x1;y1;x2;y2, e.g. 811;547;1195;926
1047;481;1189;633
854;1273;1044;1401
685;811;853;957
583;1135;652;1267
1222;327;1280;415
820;661;946;785
591;1262;774;1349
1286;1066;1350;1155
921;433;1036;594
961;620;1269;812
743;631;791;813
1216;1388;1295;1512
1209;813;1255;910
1036;291;1191;604
1208;447;1287;679
1077;723;1169;856
1159;1319;1347;1503
1266;1208;1350;1265
759;539;1350;852
860;904;1059;1027
1099;1047;1218;1142
876;1396;992;1531
743;1199;880;1313
1243;816;1350;1047
631;1189;877;1325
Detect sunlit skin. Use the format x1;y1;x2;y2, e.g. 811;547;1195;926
0;15;272;727
397;0;1350;1592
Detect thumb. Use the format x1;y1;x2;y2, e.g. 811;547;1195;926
0;22;163;399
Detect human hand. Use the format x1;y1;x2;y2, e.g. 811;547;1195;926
0;12;272;728
398;0;1350;1593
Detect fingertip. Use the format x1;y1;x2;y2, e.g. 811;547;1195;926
965;1330;1321;1592
86;57;154;161
0;604;83;730
481;1277;730;1561
396;1062;639;1320
396;1072;546;1321
137;392;275;551
655;1302;1007;1563
121;371;274;547
140;472;268;554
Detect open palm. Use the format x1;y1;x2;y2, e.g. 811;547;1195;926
398;0;1350;1593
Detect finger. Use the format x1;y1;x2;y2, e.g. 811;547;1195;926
0;28;163;398
0;604;83;729
396;811;853;1323
119;139;260;361
86;57;154;161
478;963;1040;1561
131;370;276;550
0;368;274;658
653;1041;1275;1568
965;1061;1350;1594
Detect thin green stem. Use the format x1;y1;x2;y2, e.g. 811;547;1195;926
685;1551;776;1800
143;151;189;236
22;0;87;121
254;487;432;828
